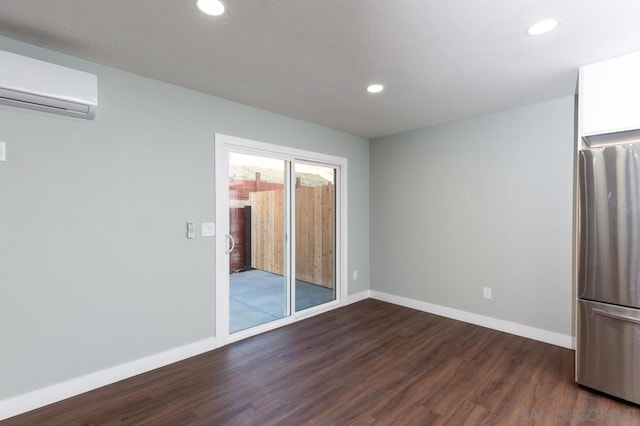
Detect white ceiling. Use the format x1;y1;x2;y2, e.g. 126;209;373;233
1;1;640;139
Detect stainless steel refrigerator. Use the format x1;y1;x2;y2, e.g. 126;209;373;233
577;130;640;404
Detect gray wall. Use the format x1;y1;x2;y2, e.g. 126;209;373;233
0;36;370;399
370;97;574;335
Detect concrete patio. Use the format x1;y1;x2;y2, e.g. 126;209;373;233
230;269;334;333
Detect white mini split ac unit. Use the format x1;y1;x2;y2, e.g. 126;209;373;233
0;49;97;119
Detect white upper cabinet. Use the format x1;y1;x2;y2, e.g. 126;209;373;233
579;51;640;136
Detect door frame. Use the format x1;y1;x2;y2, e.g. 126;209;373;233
215;133;348;347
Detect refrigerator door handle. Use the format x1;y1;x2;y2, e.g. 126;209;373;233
593;308;640;326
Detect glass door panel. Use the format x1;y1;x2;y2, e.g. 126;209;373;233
294;163;337;312
228;152;289;333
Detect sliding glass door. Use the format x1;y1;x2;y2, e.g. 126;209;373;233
216;135;344;344
227;152;289;333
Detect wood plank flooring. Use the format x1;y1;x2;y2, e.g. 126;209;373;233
5;299;640;425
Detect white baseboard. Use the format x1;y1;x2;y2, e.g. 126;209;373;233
346;290;371;305
0;337;217;421
370;290;574;349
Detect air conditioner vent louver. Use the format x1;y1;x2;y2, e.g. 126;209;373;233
0;50;97;119
583;128;640;148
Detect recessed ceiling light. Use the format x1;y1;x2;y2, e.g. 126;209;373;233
196;0;227;16
527;18;559;36
367;84;384;94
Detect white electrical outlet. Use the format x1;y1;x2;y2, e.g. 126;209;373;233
483;287;492;300
201;222;215;237
352;270;358;280
0;141;5;161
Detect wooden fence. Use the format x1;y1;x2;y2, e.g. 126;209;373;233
248;185;335;288
294;185;335;288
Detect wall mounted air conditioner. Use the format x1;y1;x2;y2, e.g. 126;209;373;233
0;49;97;119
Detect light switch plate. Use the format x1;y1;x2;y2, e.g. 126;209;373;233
0;142;5;161
202;222;215;237
187;222;195;239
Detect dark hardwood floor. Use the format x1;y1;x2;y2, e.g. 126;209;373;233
4;299;640;425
